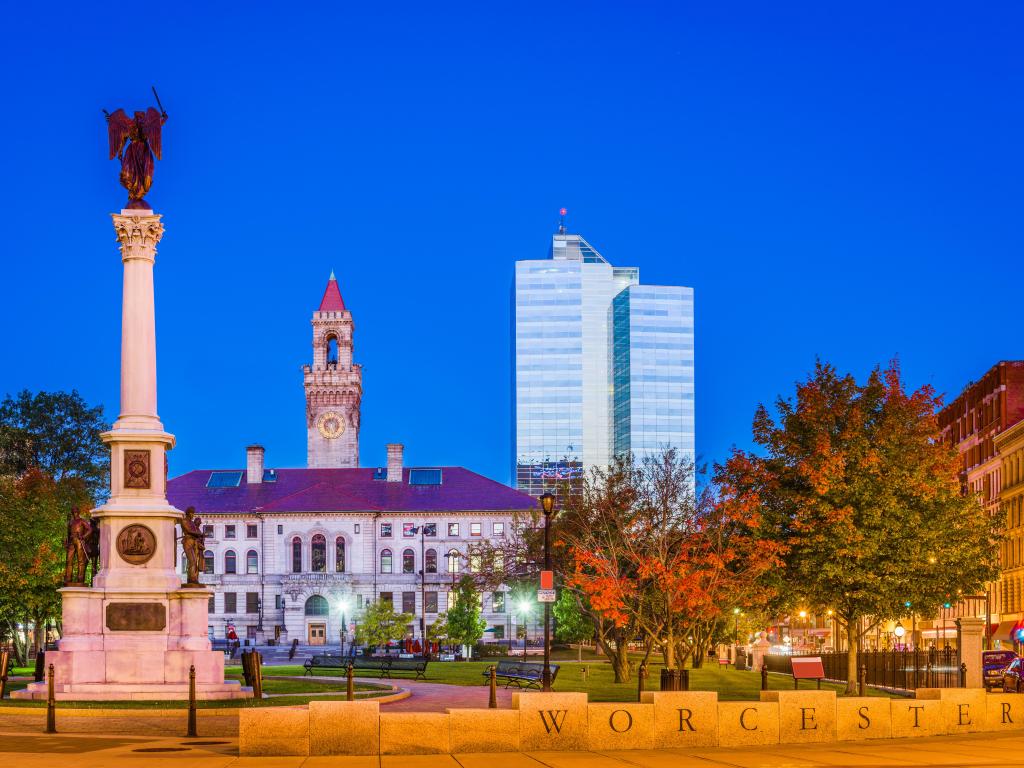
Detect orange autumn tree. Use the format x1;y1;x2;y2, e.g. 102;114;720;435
560;448;782;680
716;360;1000;693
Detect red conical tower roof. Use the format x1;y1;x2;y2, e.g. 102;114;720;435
318;270;346;312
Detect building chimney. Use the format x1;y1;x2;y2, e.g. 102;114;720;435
247;445;265;484
386;443;404;483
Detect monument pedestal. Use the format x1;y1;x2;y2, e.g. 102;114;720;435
12;209;247;701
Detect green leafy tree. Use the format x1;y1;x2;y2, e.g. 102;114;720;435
445;576;487;653
717;360;1000;692
354;600;412;650
0;390;109;498
553;590;595;662
0;469;90;663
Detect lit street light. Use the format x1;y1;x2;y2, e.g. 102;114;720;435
539;492;555;692
336;596;352;656
516;599;533;656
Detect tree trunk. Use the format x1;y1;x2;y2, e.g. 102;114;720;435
612;641;631;683
845;621;859;695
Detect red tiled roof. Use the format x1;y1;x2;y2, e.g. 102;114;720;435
318;274;346;312
167;467;538;515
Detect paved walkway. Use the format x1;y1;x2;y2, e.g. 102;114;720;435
293;676;513;710
3;730;1024;767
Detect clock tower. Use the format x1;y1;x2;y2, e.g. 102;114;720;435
304;272;362;468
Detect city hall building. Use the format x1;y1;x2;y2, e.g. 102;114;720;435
168;274;537;644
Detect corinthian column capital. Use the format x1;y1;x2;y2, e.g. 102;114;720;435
112;211;165;263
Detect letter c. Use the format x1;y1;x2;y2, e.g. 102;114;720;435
740;707;758;731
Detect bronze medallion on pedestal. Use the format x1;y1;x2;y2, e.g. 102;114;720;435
117;524;157;565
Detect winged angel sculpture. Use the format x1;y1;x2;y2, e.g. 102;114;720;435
104;91;167;208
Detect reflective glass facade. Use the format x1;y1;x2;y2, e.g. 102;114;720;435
513;230;694;498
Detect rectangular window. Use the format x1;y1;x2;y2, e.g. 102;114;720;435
403;523;415;537
470;551;482;572
425;591;438;613
225;525;236;539
277;524;283;535
493;592;505;613
402;591;416;614
380;592;393;608
274;594;281;610
208;595;215;613
424;523;437;537
470;523;482;537
493;522;505;536
203;525;214;537
224;592;237;613
246;592;259;613
355;524;361;534
492;625;505;639
380;523;392;538
247;524;258;538
448;523;460;537
246;625;257;640
357;594;364;609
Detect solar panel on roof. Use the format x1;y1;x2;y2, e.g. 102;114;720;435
263;469;277;482
409;468;442;486
207;471;243;488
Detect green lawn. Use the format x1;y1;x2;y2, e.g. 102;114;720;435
255;660;894;702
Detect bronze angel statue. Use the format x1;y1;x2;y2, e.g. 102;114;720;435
104;89;168;208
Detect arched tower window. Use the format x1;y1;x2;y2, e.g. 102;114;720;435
326;335;338;365
203;550;214;574
336;537;345;572
447;548;460;574
224;550;237;574
402;548;415;574
311;534;327;572
292;537;302;573
425;548;437;574
305;595;329;616
246;550;259;574
380;548;393;574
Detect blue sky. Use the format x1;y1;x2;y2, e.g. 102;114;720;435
1;1;1022;484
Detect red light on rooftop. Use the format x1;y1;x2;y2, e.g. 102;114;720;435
559;207;567;216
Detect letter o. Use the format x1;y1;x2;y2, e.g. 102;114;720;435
609;709;633;733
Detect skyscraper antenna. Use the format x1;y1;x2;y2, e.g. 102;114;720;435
558;207;567;234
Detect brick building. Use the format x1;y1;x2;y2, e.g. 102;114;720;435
935;360;1024;646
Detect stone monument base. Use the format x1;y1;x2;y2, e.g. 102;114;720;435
11;586;251;701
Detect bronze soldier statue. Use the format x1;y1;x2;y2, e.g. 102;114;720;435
181;506;206;586
104;88;168;208
63;507;92;586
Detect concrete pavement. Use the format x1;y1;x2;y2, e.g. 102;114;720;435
3;729;1024;767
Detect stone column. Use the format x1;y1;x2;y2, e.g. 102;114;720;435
956;617;984;688
92;209;182;593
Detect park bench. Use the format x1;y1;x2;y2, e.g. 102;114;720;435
381;658;429;680
483;660;560;689
303;655;381;676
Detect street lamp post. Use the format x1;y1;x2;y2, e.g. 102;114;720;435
336;597;351;656
516;600;532;657
539;493;555;692
411;525;428;658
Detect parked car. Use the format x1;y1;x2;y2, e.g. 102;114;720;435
996;653;1023;692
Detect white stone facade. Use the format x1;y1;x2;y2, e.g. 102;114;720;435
188;511;519;645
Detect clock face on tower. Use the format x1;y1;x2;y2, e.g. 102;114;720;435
316;411;345;440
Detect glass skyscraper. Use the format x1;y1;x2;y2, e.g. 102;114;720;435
513;226;694;498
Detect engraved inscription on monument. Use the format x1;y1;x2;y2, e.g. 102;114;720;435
105;602;167;632
124;449;151;489
116;524;156;565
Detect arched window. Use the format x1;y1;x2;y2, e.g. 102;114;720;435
402;548;415;574
336;537;345;572
224;550;237;574
246;550;259;574
425;548;437;574
203;550;214;574
292;537;302;573
327;336;338;364
305;595;329;616
447;548;460;574
311;534;327;572
380;548;393;574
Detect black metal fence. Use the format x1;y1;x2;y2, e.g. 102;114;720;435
763;648;962;691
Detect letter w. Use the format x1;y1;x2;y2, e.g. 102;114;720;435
539;710;568;734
